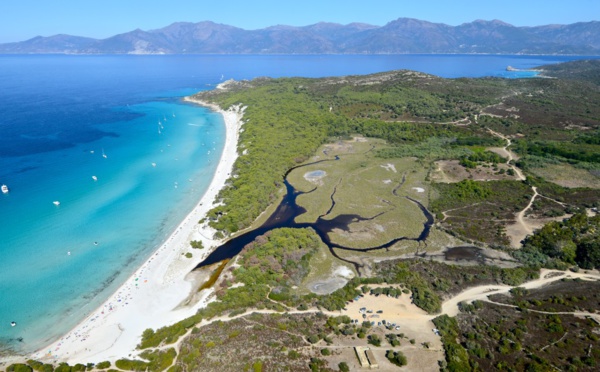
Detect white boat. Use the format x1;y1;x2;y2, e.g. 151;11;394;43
53;201;60;206
92;176;98;181
1;184;8;194
102;148;107;159
151;162;156;167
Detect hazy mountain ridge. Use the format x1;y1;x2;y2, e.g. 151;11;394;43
2;18;600;54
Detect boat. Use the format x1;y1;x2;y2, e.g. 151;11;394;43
151;162;156;167
92;176;98;181
1;184;8;194
53;201;60;206
11;321;16;327
102;148;107;159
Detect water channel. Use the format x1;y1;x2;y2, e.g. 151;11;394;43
194;155;435;273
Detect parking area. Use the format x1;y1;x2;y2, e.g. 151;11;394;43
338;287;444;371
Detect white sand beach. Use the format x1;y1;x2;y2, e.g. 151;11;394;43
27;97;245;365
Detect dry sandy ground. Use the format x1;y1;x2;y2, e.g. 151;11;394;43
340;287;444;371
335;269;600;370
17;98;246;365
431;160;518;183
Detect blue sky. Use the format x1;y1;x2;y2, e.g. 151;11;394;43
0;0;598;43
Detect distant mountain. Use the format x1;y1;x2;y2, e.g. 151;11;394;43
2;18;599;55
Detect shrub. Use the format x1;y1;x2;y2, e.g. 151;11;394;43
96;361;111;369
7;364;33;372
368;334;381;347
190;240;204;249
386;350;408;366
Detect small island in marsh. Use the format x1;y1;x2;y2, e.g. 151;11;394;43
4;60;600;372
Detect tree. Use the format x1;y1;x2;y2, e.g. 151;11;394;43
368;334;381;347
386;350;408;367
338;361;350;372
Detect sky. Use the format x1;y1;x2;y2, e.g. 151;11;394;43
0;0;598;43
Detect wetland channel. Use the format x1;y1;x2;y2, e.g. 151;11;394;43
194;156;435;273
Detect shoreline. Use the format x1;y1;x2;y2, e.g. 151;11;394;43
11;96;244;365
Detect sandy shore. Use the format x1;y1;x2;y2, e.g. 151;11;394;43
25;97;244;365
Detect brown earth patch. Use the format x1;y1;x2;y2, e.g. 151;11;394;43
431;160;518;183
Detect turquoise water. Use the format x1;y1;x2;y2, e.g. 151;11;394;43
0;98;225;352
0;54;597;354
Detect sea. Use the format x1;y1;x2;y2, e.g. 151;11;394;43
0;54;597;355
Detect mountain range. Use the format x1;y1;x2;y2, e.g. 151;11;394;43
2;18;600;55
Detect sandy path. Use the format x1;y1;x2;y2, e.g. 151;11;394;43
441;268;600;317
486;128;525;181
516;186;538;233
21;97;246;365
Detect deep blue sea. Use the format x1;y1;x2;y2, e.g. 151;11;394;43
0;54;597;354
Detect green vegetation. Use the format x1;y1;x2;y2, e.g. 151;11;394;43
431;180;533;245
338;362;350;372
367;334;381;347
433;315;472;372
25;360;55;372
115;348;177;372
516;213;600;269
453;279;600;371
386;350;408;367
139;228;322;349
95;361;111;369
194;74;496;235
376;259;539;303
190;240;204;249
6;365;33;372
